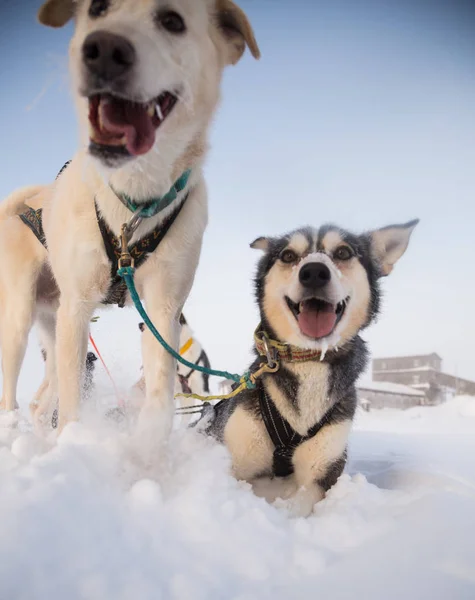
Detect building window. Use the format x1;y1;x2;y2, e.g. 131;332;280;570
413;375;420;384
414;359;419;367
381;361;386;369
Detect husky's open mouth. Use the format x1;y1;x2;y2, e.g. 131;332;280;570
88;92;178;158
285;296;348;340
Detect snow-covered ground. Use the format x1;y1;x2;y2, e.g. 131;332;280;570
0;322;474;600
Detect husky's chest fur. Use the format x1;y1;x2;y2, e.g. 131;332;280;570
264;361;332;436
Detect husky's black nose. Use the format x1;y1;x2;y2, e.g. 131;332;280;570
82;31;135;80
299;262;331;289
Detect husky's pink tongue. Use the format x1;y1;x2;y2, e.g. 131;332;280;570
297;302;337;339
100;97;156;156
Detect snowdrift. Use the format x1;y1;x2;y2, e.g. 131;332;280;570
0;396;474;599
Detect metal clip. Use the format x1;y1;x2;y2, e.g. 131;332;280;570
118;223;134;269
117;210;143;269
260;334;277;370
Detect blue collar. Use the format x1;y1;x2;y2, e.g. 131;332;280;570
113;169;191;218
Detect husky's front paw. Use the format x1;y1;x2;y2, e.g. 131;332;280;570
276;484;325;518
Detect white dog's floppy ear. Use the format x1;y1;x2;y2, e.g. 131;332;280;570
370;219;419;276
216;0;261;65
250;237;270;251
38;0;75;28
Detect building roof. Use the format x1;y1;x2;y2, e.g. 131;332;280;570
373;353;442;361
373;366;434;373
357;380;425;397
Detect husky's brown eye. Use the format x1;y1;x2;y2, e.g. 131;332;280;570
157;10;186;34
280;249;298;264
334;246;353;261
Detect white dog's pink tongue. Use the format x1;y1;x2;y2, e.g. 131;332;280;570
100;97;155;156
297;302;337;339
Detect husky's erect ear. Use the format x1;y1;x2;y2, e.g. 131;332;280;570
216;0;261;65
370;219;419;276
38;0;75;28
250;237;270;251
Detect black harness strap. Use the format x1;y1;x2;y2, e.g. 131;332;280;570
258;385;336;478
19;207;47;248
178;373;193;394
179;349;211;394
182;350;205;381
94;193;189;307
18;160;72;248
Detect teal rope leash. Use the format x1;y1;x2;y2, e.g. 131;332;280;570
118;266;254;387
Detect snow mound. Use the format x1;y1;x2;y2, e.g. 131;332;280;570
0;397;474;599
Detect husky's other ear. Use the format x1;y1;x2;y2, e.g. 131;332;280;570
216;0;261;65
370;219;419;276
38;0;75;28
250;237;270;251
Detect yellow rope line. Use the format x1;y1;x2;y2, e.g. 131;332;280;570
175;361;279;403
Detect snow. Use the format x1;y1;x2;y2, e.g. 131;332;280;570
358;379;425;397
0;323;475;599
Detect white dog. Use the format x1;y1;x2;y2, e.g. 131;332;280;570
0;0;259;452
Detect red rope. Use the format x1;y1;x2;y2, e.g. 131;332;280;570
89;333;125;409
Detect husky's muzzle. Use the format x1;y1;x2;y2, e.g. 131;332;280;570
286;258;349;340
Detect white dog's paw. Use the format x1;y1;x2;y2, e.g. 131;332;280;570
275;485;325;518
133;402;174;467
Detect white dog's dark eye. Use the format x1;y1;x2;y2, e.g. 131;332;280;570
280;249;298;264
157;10;186;34
89;0;109;18
334;246;353;261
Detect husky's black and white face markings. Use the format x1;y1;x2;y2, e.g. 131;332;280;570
204;219;418;518
251;220;418;355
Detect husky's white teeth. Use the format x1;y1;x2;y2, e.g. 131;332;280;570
147;102;155;117
155;103;164;121
320;339;329;362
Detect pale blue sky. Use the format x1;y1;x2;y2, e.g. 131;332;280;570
1;0;475;385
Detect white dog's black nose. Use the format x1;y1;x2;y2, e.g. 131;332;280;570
299;262;331;289
82;31;135;80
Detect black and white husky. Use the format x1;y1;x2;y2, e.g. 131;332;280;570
203;220;418;517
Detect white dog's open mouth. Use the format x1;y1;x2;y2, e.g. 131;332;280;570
285;297;348;340
88;92;178;157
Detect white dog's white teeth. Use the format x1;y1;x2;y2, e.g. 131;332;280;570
155;103;164;121
147;103;155;117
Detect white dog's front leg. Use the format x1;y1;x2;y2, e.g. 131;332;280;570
56;298;95;432
136;303;180;455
